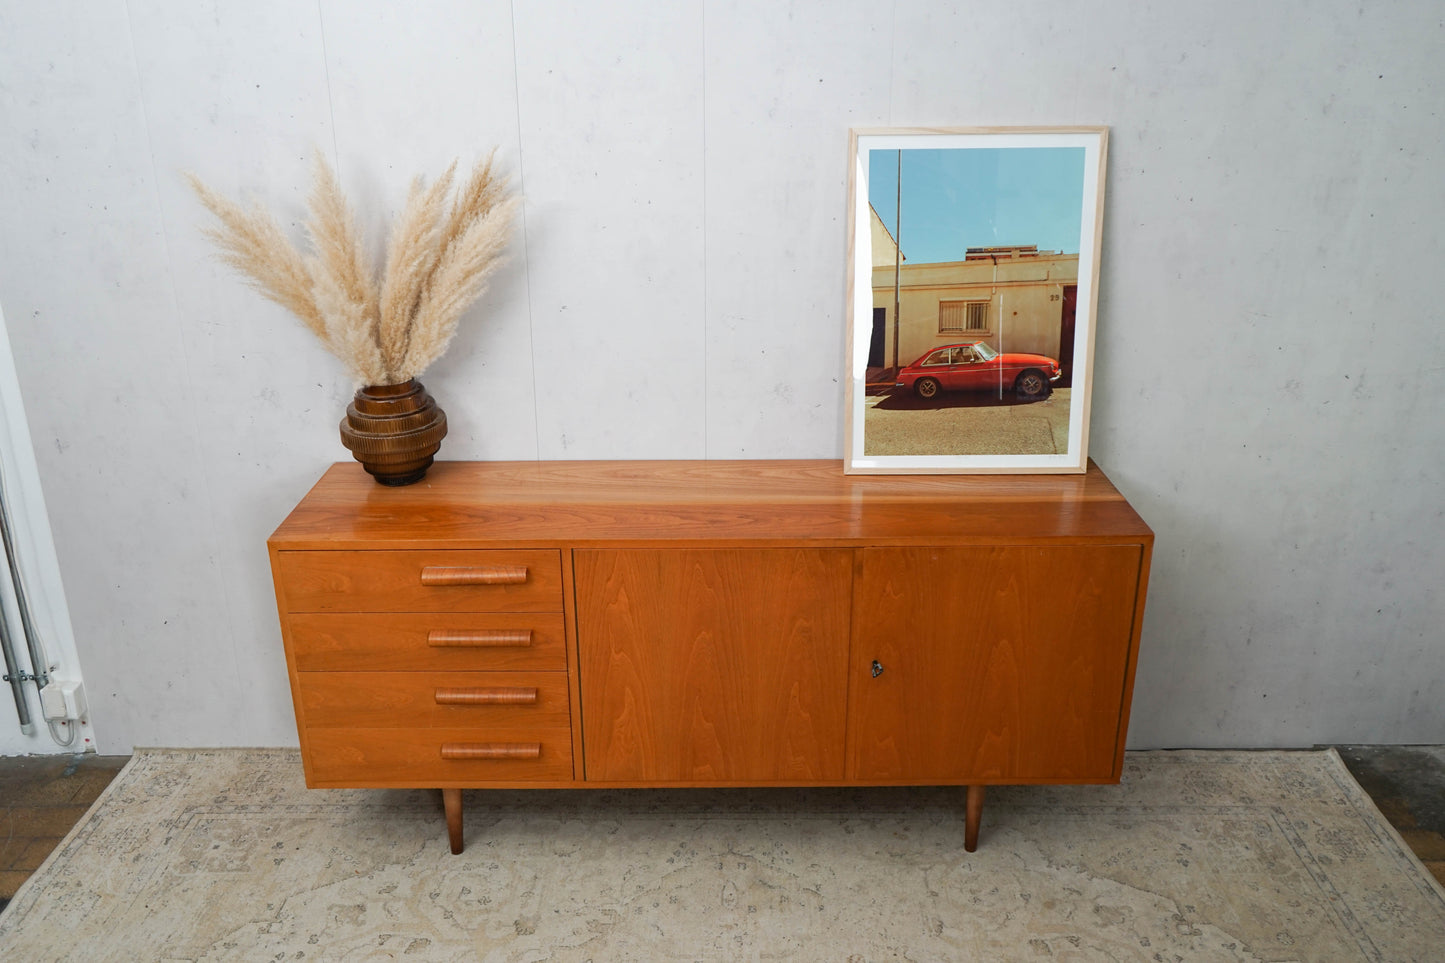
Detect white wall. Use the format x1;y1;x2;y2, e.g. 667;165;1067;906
0;0;1440;752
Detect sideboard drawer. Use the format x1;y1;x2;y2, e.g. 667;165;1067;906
296;671;572;729
304;727;574;785
287;612;568;672
276;550;563;613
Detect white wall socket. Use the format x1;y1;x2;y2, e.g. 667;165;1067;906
39;681;66;720
39;679;87;721
61;680;87;719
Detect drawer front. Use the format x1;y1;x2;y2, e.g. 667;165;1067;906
287;612;568;672
304;727;574;785
277;550;563;613
297;671;571;729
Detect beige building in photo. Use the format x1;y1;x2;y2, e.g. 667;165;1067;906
869;208;1079;378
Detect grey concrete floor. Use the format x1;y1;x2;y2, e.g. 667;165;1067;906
1335;744;1445;886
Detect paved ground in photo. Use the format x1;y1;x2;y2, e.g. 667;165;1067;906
864;387;1072;456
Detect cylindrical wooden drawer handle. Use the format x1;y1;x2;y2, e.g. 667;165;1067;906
420;565;529;586
440;742;541;760
427;629;534;648
434;686;538;706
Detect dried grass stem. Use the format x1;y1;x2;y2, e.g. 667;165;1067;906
190;154;514;385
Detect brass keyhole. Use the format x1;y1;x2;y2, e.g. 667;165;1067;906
871;659;884;678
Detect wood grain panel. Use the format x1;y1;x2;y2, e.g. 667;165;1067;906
268;460;1154;550
295;671;571;728
287;613;567;672
846;545;1141;781
275;550;562;612
303;727;573;785
576;549;852;782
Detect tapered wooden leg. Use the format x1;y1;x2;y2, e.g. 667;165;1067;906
964;785;986;852
443;788;464;854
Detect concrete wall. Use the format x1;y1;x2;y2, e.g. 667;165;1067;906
0;1;1441;752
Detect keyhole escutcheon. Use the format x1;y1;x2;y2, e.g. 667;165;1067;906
871;659;884;678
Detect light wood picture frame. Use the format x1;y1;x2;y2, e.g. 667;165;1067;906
844;127;1108;474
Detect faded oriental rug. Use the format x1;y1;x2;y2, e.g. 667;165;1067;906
1;749;1442;961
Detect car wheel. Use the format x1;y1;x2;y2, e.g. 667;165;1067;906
1014;370;1049;399
915;377;940;399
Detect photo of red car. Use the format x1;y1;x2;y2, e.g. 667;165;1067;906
894;341;1061;401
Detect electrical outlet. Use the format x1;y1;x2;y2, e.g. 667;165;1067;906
61;680;87;720
39;680;87;721
40;682;67;720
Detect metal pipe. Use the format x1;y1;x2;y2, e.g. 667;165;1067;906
0;458;48;699
0;449;36;730
992;255;1003;399
892;149;902;371
0;586;32;733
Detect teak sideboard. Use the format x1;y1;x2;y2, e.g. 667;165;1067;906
268;460;1153;854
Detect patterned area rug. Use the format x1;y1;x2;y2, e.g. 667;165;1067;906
1;749;1442;961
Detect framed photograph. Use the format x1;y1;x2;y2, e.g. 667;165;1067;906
844;127;1108;473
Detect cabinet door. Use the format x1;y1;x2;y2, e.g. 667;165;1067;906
847;546;1141;782
576;549;852;783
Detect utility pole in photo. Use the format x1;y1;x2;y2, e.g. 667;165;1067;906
892;149;902;372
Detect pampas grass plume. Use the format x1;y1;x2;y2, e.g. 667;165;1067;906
189;154;515;386
186;174;326;344
404;193;520;378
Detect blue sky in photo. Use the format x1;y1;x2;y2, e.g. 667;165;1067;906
869;147;1086;263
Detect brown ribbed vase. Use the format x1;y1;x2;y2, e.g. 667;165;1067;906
338;380;448;486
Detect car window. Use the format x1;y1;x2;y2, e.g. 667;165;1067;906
921;350;950;366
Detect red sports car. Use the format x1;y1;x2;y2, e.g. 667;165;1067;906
894;341;1061;401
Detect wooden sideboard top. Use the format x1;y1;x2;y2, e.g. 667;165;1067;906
269;459;1154;550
